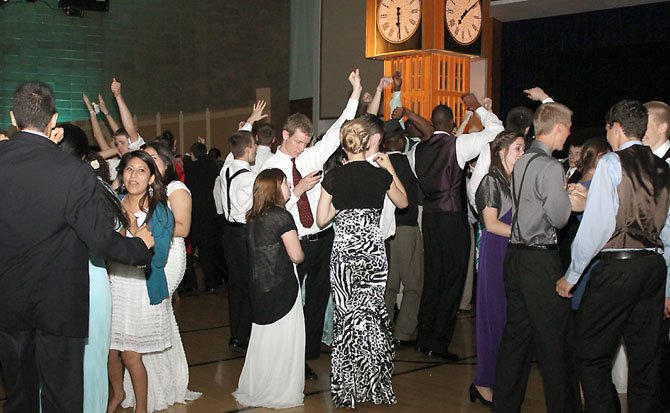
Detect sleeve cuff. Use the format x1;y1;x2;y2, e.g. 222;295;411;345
542;97;555;104
240;122;252;132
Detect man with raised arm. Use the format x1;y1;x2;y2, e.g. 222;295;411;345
262;70;362;380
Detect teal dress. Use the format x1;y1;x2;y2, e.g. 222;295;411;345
84;257;112;413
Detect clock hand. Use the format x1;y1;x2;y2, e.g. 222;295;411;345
458;1;478;25
396;7;401;40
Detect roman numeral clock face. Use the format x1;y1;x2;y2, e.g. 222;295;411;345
446;0;482;45
376;0;422;44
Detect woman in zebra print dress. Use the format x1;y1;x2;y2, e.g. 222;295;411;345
317;117;408;408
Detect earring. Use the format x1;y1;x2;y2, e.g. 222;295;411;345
148;186;154;197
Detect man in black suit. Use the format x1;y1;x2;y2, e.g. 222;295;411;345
0;81;155;413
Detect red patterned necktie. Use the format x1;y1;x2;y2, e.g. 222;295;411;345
292;158;314;228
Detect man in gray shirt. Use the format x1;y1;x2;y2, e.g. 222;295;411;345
492;102;580;413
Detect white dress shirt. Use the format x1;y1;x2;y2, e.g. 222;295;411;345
262;98;359;238
366;152;396;240
652;139;670;167
251;145;273;174
408;106;504;180
219;159;256;224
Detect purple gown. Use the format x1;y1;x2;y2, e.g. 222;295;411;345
474;169;512;388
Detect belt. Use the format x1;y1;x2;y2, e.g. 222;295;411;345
225;221;246;228
597;249;661;261
300;226;334;242
508;243;558;251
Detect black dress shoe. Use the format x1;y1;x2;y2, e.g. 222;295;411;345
228;338;247;354
392;339;416;350
305;363;318;380
425;349;459;362
469;383;492;406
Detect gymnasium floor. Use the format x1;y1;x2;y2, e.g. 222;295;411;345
0;289;554;413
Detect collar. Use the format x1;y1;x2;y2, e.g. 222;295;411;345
274;147;292;161
433;130;449;135
230;159;251;169
386;151;402;155
530;140;552;155
619;140;642;151
652;140;670;157
257;145;272;153
21;129;50;140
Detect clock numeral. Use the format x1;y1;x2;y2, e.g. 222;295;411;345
447;9;454;14
449;0;456;4
467;28;471;38
404;25;410;35
381;2;389;8
411;8;419;13
461;31;465;40
454;27;460;35
379;13;387;18
410;0;417;4
471;23;478;31
449;18;456;28
382;22;390;30
474;15;481;19
388;28;396;38
409;18;416;25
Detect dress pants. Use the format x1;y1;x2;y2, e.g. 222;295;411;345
417;211;470;353
492;248;580;413
298;231;334;360
575;254;665;413
384;225;424;341
222;224;252;345
659;318;670;412
0;329;85;413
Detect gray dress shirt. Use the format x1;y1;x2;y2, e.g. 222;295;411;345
510;140;571;245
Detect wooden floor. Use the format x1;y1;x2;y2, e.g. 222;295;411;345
0;288;555;413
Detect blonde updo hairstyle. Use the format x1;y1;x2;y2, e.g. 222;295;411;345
340;118;371;155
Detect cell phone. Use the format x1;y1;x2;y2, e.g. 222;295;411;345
314;170;323;176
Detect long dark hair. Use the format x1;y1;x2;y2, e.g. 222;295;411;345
246;168;287;222
489;130;525;179
579;137;610;175
117;150;166;224
58;122;126;228
144;141;179;185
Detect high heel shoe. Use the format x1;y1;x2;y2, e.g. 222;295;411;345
469;383;492;406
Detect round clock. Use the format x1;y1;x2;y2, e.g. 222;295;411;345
376;0;422;44
445;0;482;46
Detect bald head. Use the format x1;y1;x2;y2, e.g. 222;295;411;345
431;105;454;132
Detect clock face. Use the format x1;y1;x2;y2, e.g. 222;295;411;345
445;0;482;46
376;0;422;44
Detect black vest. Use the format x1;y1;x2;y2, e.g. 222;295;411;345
414;133;464;213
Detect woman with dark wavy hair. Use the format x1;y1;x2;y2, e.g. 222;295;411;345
471;130;525;405
107;150;174;413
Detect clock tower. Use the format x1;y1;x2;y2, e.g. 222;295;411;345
366;0;491;122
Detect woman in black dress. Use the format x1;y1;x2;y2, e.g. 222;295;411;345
316;117;408;408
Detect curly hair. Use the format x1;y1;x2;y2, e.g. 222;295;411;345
340;118;371;154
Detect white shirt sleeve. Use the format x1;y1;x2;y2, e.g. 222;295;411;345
455;107;504;169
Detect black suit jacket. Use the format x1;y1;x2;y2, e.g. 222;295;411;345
0;131;152;338
183;155;219;241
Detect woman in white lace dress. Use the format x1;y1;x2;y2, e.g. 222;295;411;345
107;151;174;413
119;142;201;411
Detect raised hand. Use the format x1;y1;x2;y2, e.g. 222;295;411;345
523;87;549;102
375;152;395;173
111;78;122;97
196;136;206;145
247;100;269;124
482;97;493;111
392;71;402;91
98;94;109;115
83;93;93;111
378;76;393;91
0;132;9;141
391;106;405;120
461;93;481;111
348;69;362;92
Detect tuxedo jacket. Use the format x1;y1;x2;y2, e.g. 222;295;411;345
0;131;152;338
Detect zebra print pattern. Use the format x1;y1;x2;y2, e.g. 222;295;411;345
330;208;397;408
